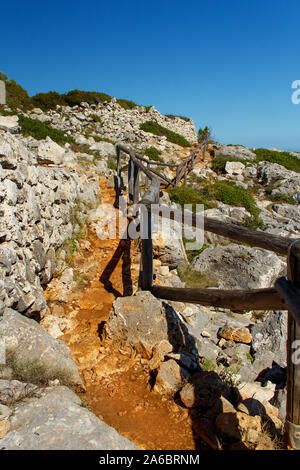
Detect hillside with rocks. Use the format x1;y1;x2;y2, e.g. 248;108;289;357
0;83;299;450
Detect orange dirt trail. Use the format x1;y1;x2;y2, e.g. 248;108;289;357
44;177;206;450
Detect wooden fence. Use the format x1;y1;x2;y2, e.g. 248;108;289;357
115;143;300;449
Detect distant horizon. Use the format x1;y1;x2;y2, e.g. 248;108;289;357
2;0;300;152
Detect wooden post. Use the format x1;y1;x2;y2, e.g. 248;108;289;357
285;240;300;449
175;166;181;186
133;164;140;203
128;159;134;202
145;163;150;189
191;151;195;170
140;209;153;290
184;163;187;186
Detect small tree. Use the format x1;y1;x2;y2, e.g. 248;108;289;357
197;126;213;144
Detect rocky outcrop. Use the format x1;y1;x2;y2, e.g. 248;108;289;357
191;244;286;289
0;386;137;450
28;99;197;152
0;131;99;318
258;161;300;198
103;291;199;360
0;308;83;388
213;145;256;161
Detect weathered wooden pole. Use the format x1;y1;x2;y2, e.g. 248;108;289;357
133;164;140;203
184;163;188;186
140;207;153;291
175;166;181;186
285;241;300;449
276;240;300;449
128;159;134;202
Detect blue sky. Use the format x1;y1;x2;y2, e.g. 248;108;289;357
2;0;300;150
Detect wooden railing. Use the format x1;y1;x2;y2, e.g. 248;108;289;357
115;143;300;449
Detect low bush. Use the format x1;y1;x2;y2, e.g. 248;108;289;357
168;185;213;211
30;89;112;111
165;114;190;122
6;79;32;110
7;353;74;387
254;148;300;173
144;146;163;162
91;135;115;144
107;156;117;170
177;261;217;288
18;115;75;145
90;113;102;124
267;192;296;205
32;91;66;111
64;89;111;107
140;121;191;147
116;99;138;110
213;180;260;218
169;180;260;221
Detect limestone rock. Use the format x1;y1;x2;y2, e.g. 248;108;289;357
0;308;83;389
37;137;65;165
0;419;10;438
218;325;252;344
237;381;276;403
153;359;191;395
192;244;285;289
251;311;287;369
214;145;256;161
0;116;19;133
225;161;245;175
0;379;38;405
103;291;198;360
0;386;137;450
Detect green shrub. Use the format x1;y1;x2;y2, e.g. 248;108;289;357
6;79;32;110
70;143;95;155
91;135;115;144
266;190;297;205
165;114;190;122
211;156;253;174
32;91;66;111
183;239;210;262
169;180;260;221
254;148;300;173
64;89;111;107
241;215;265;230
213;181;260;218
177;261;217;288
168;185;213;211
140;121;191;147
18;115;75;145
116;98;138;110
144;146;163;162
90;113;102;124
107;156;117;170
30;89;112;110
7;353;74;387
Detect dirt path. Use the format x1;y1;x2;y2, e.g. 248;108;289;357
43;176;207;450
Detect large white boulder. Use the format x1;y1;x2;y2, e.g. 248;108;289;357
37;137;65;165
